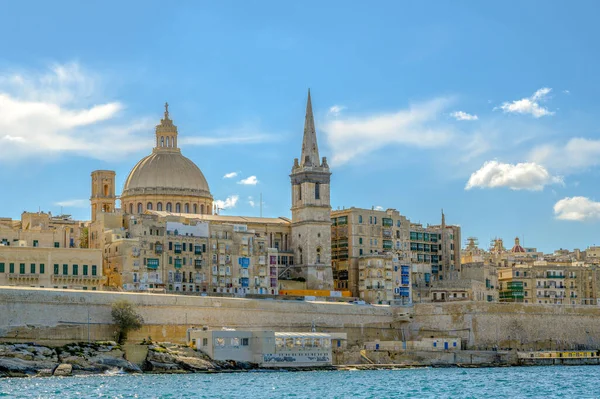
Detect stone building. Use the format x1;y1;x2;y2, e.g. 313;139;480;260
498;262;600;305
330;207;460;303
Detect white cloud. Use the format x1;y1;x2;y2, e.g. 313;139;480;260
498;87;554;118
554;197;600;221
374;206;384;211
214;195;239;211
248;196;256;207
180;132;276;146
450;111;478;121
0;62;153;162
530;138;600;173
323;97;455;166
223;172;238;179
54;199;88;208
328;105;346;116
238;175;259;185
465;160;562;191
563;90;570;95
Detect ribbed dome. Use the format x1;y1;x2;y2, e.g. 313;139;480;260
122;151;211;198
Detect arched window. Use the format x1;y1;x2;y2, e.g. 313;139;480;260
176;203;181;213
129;203;133;214
315;183;320;200
103;184;109;197
298;247;303;264
147;202;153;210
184;203;190;213
166;202;172;212
316;247;322;264
161;136;164;147
137;203;143;214
193;204;197;214
358;215;363;224
165;137;170;148
157;202;163;211
201;204;205;214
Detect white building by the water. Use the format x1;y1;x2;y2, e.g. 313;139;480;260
187;328;345;368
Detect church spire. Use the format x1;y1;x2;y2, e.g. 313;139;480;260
300;89;320;167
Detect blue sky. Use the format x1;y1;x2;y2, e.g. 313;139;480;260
1;1;600;252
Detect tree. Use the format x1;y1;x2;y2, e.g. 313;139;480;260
79;227;89;248
111;300;144;344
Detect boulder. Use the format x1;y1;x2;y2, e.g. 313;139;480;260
89;355;142;373
37;369;54;377
53;363;73;377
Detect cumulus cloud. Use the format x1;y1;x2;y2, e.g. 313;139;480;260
554;197;600;221
0;62;153;162
374;206;384;211
530;138;600;173
465;160;562;191
54;199;88;208
214;195;239;211
238;175;259;185
248;196;256;207
323;98;455;166
450;111;478;121
498;87;554;118
328;105;346;116
223;172;238;179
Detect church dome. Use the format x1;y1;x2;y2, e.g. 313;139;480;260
122;151;211;198
120;103;213;215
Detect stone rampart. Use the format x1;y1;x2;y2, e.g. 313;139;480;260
411;302;600;350
0;287;403;345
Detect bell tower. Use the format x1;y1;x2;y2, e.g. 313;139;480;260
90;170;116;221
290;90;333;290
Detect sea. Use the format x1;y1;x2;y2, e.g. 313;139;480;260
0;366;597;398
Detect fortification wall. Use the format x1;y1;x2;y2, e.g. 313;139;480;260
0;287;402;345
411;302;600;350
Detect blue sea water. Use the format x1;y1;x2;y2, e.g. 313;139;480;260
0;366;597;399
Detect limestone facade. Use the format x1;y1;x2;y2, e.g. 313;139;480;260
0;246;103;290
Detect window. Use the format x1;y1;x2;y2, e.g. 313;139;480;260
358;215;363;224
137;203;143;213
30;263;36;274
63;264;68;275
9;263;14;273
147;202;153;210
359;237;363;245
54;242;60;248
33;240;38;247
176;203;181;213
315;182;320;199
92;265;97;276
83;265;88;275
184;203;190;213
0;263;4;273
166;203;172;212
20;263;25;274
193;204;197;214
203;338;208;346
241;338;249;346
54;264;59;274
73;264;78;275
157;202;163;211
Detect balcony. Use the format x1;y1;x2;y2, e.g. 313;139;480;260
7;273;40;281
546;275;565;279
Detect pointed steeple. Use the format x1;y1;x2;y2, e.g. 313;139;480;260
300;89;320;167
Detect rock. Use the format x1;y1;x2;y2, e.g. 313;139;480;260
53;363;73;376
144;360;184;373
89;355;142;373
0;357;40;375
37;369;54;377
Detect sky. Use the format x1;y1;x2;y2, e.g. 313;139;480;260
1;1;599;253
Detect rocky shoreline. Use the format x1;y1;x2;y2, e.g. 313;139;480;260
0;342;258;378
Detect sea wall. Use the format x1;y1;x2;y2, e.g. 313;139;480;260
0;287;404;346
411;302;600;350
